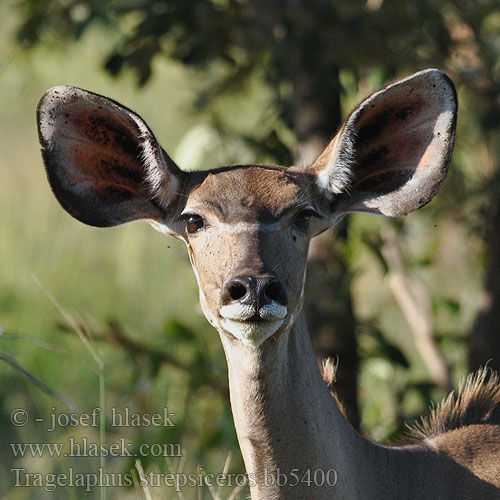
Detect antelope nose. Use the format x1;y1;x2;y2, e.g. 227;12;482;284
224;275;287;307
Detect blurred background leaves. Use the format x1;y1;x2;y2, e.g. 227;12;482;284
1;0;500;497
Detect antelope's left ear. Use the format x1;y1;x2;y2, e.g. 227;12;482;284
308;69;457;217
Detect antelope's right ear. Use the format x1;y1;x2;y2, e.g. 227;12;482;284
37;86;184;228
308;69;457;218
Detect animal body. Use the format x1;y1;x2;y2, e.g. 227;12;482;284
37;69;500;499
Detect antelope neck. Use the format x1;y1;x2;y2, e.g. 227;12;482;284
218;313;381;499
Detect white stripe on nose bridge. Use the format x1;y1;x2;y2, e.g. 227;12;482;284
215;222;281;233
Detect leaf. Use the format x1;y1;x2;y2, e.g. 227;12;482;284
432;298;461;316
362;236;389;274
361;328;410;368
163;319;197;344
188;349;212;391
375;339;410;368
0;353;76;412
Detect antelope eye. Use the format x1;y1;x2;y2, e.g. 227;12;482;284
184;214;204;234
293;209;316;231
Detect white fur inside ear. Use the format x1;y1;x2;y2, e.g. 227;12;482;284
146;219;179;238
316;130;356;198
138;127;180;209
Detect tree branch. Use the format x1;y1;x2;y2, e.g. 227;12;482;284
57;320;228;396
380;226;452;391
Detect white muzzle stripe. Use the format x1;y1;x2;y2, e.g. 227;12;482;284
219;302;287;321
219;302;288;347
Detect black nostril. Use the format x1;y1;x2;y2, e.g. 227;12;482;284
226;276;254;303
229;283;247;301
264;279;282;301
223;275;286;307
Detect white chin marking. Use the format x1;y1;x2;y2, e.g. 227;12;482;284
220;319;284;347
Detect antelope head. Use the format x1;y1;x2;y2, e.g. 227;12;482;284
37;69;457;349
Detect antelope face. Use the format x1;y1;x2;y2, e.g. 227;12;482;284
181;166;327;347
37;69;457;349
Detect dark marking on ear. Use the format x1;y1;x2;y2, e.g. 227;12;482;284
395;107;412;121
356;169;414;195
356;146;390;174
309;69;457;217
101;185;136;202
37;85;185;227
356;99;425;146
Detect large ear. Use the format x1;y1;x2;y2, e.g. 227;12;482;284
308;69;457;217
37;86;184;227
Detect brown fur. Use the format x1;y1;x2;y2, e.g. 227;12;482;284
323;362;500;450
41;71;494;499
409;367;500;441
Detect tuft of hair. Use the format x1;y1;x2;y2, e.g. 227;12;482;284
408;367;500;441
321;357;347;418
321;357;338;388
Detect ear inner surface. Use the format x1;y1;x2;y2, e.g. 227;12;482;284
37;86;182;227
310;69;458;217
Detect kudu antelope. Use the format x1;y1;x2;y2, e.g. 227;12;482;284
37;69;500;499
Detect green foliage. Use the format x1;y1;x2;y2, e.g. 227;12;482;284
2;0;500;497
17;0;498;159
